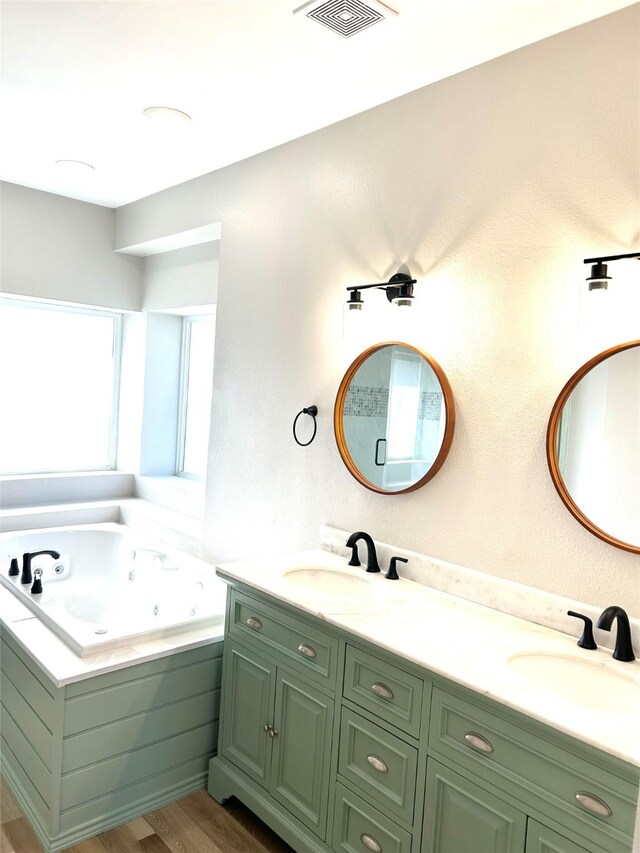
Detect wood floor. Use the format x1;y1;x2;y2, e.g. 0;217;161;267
0;778;294;853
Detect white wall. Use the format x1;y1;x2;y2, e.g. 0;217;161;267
143;241;219;311
114;8;640;616
1;182;143;310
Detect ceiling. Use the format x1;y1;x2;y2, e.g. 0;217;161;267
1;0;635;208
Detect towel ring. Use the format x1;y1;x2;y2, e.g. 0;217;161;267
293;405;318;447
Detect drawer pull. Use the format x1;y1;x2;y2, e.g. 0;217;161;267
246;617;263;630
297;643;317;659
464;731;494;754
366;754;389;774
575;792;612;818
371;682;394;701
360;833;382;853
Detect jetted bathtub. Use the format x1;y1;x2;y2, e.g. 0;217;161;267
0;522;226;656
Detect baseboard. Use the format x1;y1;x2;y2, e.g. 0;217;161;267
1;755;52;851
2;758;208;853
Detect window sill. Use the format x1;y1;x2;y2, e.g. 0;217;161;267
0;471;135;510
134;475;204;520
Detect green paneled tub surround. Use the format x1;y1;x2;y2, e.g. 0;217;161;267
0;522;227;852
208;565;640;853
0;632;223;852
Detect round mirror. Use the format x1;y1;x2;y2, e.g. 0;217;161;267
547;340;640;553
334;342;455;494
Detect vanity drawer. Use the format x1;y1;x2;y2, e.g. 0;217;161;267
332;781;413;853
344;645;424;739
228;590;338;688
338;707;418;825
429;687;638;848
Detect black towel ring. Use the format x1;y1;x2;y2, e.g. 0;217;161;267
293;405;318;447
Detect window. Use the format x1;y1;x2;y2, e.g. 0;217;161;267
176;314;215;480
387;352;423;460
0;299;121;474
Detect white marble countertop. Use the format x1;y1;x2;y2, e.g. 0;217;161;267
216;548;640;769
0;582;224;687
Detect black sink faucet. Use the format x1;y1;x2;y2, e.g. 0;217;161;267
21;550;60;586
596;606;636;662
345;532;380;573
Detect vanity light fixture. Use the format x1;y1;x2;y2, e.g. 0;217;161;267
584;251;640;290
346;271;417;310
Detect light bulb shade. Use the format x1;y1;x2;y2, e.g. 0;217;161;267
586;261;611;291
392;295;413;306
347;290;364;310
388;279;414;306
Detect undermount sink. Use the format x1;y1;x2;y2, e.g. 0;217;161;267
282;567;373;595
508;652;640;712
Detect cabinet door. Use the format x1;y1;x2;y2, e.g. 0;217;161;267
424;759;527;853
270;670;334;839
525;820;589;853
220;641;275;787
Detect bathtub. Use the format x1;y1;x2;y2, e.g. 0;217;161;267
0;523;227;657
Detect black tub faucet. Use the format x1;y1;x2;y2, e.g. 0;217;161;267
21;550;60;586
345;532;380;573
596;606;636;662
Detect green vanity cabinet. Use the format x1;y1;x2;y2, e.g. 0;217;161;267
219;640;275;786
525;820;591;853
332;780;414;853
337;706;419;826
210;590;340;851
423;758;527;852
220;638;335;837
428;686;637;853
208;580;639;853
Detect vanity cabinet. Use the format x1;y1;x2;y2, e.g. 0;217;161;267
210;589;339;851
220;639;335;838
208;581;639;853
423;762;593;853
428;686;636;853
424;759;527;852
525;820;591;853
335;645;427;852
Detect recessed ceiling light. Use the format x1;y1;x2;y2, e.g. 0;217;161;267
54;159;95;173
143;106;192;124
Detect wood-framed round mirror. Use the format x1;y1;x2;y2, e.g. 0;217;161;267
334;342;455;495
547;340;640;554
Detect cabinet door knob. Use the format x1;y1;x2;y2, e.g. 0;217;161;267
360;833;382;852
263;724;270;733
297;643;317;659
464;731;494;754
366;754;389;774
246;617;262;630
575;792;612;818
371;682;394;701
267;727;278;738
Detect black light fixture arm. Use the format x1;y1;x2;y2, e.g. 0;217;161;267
346;277;417;293
583;251;640;264
346;271;417;308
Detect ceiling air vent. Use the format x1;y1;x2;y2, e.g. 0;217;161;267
293;0;398;38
